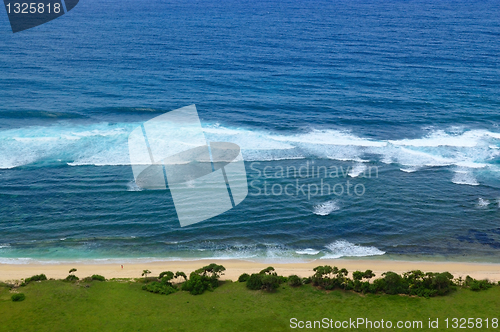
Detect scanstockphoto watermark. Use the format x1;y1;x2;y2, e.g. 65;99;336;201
3;0;79;33
248;161;379;200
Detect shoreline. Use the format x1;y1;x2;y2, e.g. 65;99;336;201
1;259;500;282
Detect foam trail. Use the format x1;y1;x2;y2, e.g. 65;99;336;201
452;168;479;186
321;240;385;259
313;201;340;216
477;198;490;208
400;167;419;173
348;164;367;177
295;248;320;255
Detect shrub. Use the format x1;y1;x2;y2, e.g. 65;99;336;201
463;275;493;291
277;276;288;284
246;272;284;291
142;270;186;295
302;277;312;284
142;281;177;295
64;274;79;282
246;274;263;290
261;274;279;292
11;293;25;302
288;275;302;287
380;272;408;295
181;264;225;295
312;266;349;290
182;273;213;295
22;274;47;286
238;273;250;282
470;280;492;291
91;274;105;281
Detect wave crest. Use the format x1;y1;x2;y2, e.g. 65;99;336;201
313;201;340;216
321;240;385;259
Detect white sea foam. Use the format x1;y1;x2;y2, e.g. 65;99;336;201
313;201;340;216
452;169;479;186
348;164;367;177
295;248;320;255
477;198;490;208
321;240;385;259
400;166;419;173
126;181;143;192
1;121;500;188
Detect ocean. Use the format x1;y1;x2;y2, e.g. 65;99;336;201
1;0;500;264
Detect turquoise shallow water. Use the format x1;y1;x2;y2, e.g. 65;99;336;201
0;0;500;263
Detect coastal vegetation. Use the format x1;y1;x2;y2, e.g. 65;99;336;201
1;266;499;332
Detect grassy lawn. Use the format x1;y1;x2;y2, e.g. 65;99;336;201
0;280;499;331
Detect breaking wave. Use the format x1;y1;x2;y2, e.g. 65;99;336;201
313;201;340;216
321;240;385;259
1;122;499;187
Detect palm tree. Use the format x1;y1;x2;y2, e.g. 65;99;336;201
142;269;151;283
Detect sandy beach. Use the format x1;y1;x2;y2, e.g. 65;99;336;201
1;259;500;283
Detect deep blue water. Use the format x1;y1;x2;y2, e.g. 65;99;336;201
1;0;500;263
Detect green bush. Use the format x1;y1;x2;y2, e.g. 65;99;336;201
312;266;349;290
379;272;408;295
470;280;492;291
181;264;225;295
64;274;79;282
142;270;187;295
182;273;213;295
22;274;47;286
238;273;250;282
159;271;174;280
261;274;279;292
11;293;25;302
302;277;312;284
464;276;493;291
142;281;177;295
246;274;263;290
288;275;302;287
246;272;283;291
91;274;105;281
277;276;288;284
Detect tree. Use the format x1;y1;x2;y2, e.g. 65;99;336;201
175;271;187;281
159;271;174;280
142;269;151;282
64;268;79;282
363;270;375;280
259;267;277;276
181;264;226;295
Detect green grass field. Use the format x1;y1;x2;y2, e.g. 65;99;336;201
1;279;499;331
